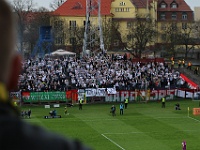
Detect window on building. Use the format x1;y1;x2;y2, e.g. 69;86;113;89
55;37;64;45
160;3;166;8
72;2;82;9
171;12;177;20
127;35;133;41
115;7;129;12
171;23;177;30
160;12;166;20
69;21;76;30
83;20;86;27
171;3;177;8
113;40;119;46
120;2;126;6
127;22;133;28
161;34;166;41
182;23;187;29
69;37;76;44
125;8;130;12
182;12;187;20
161;23;166;30
54;20;64;30
182;33;189;38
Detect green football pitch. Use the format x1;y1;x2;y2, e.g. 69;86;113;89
22;100;200;150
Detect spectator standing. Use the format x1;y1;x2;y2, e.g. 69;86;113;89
178;60;181;68
170;56;174;61
182;59;185;68
187;61;192;70
171;60;174;69
194;66;199;75
0;1;91;150
119;103;124;115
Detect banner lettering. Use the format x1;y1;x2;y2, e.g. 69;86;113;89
22;92;67;102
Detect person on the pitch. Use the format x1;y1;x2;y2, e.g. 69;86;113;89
79;99;83;110
182;141;186;150
161;96;166;108
124;98;128;109
119;103;124;115
64;107;68;115
110;105;116;116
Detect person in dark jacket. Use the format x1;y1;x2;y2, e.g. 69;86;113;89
0;1;91;150
110;105;116;116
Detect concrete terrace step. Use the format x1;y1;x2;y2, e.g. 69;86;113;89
176;67;200;88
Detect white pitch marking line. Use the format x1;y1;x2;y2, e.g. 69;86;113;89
67;117;187;122
103;132;145;135
155;117;187;119
188;116;200;123
101;134;125;150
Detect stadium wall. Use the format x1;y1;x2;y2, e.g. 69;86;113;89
14;88;200;104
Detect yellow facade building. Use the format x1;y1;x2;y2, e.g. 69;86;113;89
51;0;194;55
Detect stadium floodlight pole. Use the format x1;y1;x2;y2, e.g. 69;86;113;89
82;0;90;57
98;0;105;53
82;0;105;57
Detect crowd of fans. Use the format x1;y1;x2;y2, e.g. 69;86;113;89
18;53;188;92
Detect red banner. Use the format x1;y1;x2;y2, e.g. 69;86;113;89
180;73;198;89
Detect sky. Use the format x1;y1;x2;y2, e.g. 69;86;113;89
33;0;200;10
7;0;200;11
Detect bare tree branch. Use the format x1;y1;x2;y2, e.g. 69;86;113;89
124;15;157;58
50;0;66;10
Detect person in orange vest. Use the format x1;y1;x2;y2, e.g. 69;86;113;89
194;66;199;74
178;60;181;68
171;60;175;69
187;61;192;70
182;59;185;67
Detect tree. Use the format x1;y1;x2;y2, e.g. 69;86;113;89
194;20;200;51
194;20;200;39
162;22;182;58
102;18;122;51
24;8;51;56
179;23;196;60
11;0;35;56
51;16;85;56
50;0;65;10
124;16;157;58
67;25;85;56
51;17;67;49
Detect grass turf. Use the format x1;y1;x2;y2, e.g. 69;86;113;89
21;99;200;150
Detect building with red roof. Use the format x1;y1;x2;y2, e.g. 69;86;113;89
53;0;112;16
50;0;194;54
157;0;194;49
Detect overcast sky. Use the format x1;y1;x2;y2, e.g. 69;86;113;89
7;0;200;11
